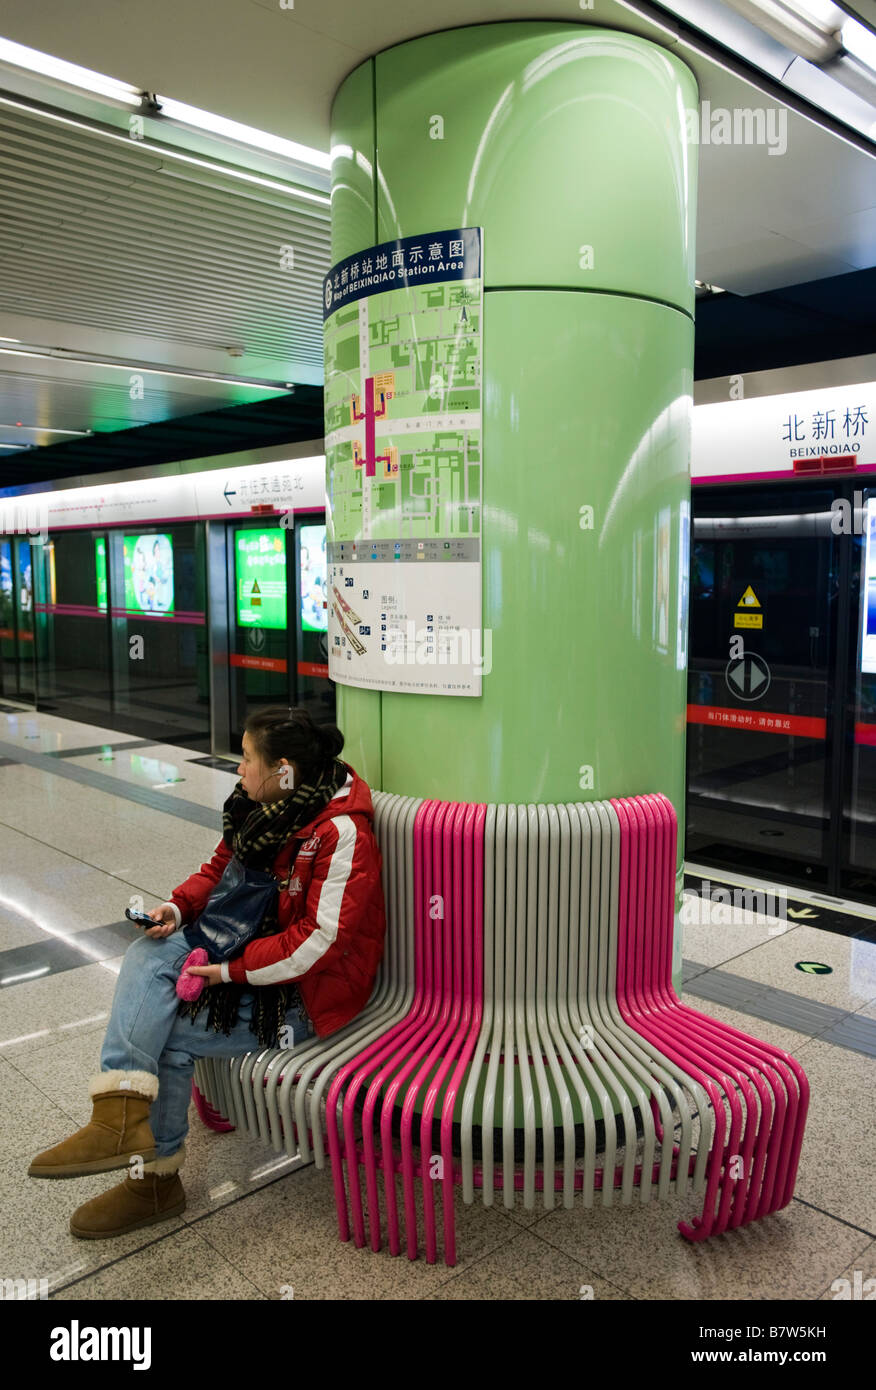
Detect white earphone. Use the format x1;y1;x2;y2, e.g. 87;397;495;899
254;763;295;799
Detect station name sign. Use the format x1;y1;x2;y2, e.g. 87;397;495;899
322;228;481;319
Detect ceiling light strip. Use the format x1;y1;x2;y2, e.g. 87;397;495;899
0;94;331;208
153;94;330;171
0;347;294;391
622;0;876;150
0;424;90;435
0;38;329;172
0;38;141;104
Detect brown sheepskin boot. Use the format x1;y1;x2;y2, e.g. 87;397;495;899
69;1147;186;1239
28;1070;158;1178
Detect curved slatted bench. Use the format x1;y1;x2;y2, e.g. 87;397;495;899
192;790;809;1266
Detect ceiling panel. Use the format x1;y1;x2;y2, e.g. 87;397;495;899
696;232;858;294
0;0;874;484
0;104;329;364
0;95;330;469
791;205;876;269
0;0;678;151
1;0;874;294
0;355;290;449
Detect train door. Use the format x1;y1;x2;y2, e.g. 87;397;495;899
106;524;209;747
208;514;333;759
686;484;840;891
841;486;876;900
0;536;36;704
31;530;113;722
0;537;15;698
294;517;332;723
225;519;294;751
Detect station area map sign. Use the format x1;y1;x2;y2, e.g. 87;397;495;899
323;227;483;696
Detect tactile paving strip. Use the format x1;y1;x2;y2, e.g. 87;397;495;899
683;959;876;1057
0;737;216;828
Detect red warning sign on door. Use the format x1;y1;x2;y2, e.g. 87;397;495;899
687;704;826;738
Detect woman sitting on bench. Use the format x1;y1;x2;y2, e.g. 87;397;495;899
28;706;386;1239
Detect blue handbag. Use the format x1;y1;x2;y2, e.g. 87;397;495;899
182;855;279;963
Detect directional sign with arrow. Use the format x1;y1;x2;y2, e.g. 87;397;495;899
725;651;771;701
795;960;832;975
787;906;818;920
224;482;236;506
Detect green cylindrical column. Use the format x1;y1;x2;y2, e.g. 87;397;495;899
329;22;697;948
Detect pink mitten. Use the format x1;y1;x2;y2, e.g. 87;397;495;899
176;947;209;1000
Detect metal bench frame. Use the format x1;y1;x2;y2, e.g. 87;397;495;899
193;791;809;1265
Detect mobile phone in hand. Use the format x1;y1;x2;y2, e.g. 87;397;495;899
125;907;159;928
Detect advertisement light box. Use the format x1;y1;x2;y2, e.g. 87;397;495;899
236;529;287;629
123;534;175;615
299;524;327;633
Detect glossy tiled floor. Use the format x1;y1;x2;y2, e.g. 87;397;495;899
1;707;874;1301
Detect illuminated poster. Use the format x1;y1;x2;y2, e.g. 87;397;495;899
323;227;484;696
95;538;108;612
235;529;287;630
0;540;11;600
123;534;174;615
18;541;32;612
862;498;876;675
47;542;57;606
0;540;11;640
299;524;327;633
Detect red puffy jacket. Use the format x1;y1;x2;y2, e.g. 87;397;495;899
168;764;386;1037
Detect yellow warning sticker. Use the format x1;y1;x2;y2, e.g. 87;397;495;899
734;613;763;628
737;585;761;608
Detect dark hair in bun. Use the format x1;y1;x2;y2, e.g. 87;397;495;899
316;723;345;760
244;706;344;779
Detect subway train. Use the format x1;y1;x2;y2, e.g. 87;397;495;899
1;361;875;916
0;452;334;759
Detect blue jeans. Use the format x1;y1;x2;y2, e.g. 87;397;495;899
100;931;313;1157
